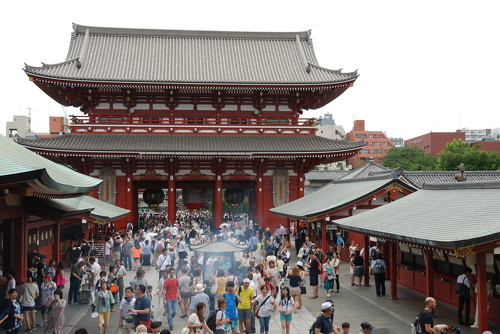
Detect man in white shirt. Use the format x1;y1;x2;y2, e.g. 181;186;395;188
157;248;171;279
119;287;136;334
89;256;101;312
457;267;472;325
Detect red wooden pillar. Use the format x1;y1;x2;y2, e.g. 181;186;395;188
297;171;304;199
424;249;434;297
321;220;327;254
168;175;176;225
213;175;223;228
390;241;398;299
14;210;28;283
477;252;489;333
52;223;60;263
256;171;264;225
363;234;370;286
125;168;134;224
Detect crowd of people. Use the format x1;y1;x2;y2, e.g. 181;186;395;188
0;208;488;334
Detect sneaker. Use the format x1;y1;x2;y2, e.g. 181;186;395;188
36;322;45;327
326;293;331;297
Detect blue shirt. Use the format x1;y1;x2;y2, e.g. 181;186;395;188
133;295;151;326
288;275;302;288
336;236;344;246
314;314;333;334
223;292;238;319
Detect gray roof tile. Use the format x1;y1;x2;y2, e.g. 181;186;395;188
16;134;363;155
24;24;358;85
335;181;500;249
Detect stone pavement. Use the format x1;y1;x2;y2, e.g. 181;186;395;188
14;248;499;334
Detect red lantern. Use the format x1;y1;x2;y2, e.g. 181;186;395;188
182;188;207;210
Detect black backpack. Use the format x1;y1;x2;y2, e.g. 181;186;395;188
412;309;427;334
206;310;219;332
309;316;322;334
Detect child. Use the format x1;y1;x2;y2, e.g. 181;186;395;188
341;322;352;334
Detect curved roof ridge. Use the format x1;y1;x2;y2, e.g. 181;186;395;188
422;180;500;190
73;23;311;40
24;58;80;72
308;63;358;77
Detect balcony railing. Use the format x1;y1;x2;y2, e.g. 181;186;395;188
69;115;318;135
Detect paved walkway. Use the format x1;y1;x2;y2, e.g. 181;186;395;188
13;247;499;334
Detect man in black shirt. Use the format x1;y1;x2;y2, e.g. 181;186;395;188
314;301;336;334
305;251;320;299
418;297;436;334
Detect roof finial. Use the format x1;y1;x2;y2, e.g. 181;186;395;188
455;163;467;182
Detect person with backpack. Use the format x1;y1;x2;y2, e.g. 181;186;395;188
369;253;386;297
213;297;231;334
415;297;438;334
311;301;336;334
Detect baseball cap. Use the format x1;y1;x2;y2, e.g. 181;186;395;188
321;301;334;312
361;322;374;330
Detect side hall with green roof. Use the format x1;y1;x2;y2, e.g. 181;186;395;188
0;134;129;284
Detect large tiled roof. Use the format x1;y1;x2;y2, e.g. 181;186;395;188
305;170;350;181
0;134;101;195
335;181;500;249
24;24;358;86
339;161;390;180
271;176;415;220
16;134;363;156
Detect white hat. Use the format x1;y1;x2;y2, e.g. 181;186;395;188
243;278;251;284
194;283;204;293
296;261;304;269
134;325;148;333
321;301;334;312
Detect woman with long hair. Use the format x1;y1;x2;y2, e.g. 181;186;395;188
55;262;68;290
132;243;142;271
253;285;275;334
278;287;295;334
46;259;57;280
187;302;214;334
20;275;39;331
322;257;334;297
287;265;303;311
39;274;57;327
265;261;280;297
95;280;115;334
331;252;341;293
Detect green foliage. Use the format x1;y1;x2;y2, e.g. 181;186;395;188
383;146;437;171
436;139;500;171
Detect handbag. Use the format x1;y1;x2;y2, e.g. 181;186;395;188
455;282;466;295
255;295;271;319
300;286;307;295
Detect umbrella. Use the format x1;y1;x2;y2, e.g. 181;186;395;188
275;227;290;235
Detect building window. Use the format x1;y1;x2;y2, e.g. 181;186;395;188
356;134;368;138
373;142;381;146
373;150;382;154
370;134;379;138
382;142;388;146
361;149;370;154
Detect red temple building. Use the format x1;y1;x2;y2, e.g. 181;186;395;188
20;24;363;229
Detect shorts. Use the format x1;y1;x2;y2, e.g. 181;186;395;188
180;291;191;298
228;318;238;331
280;313;292;321
22;306;35;312
354;266;364;277
290;286;301;296
309;273;319;286
238;308;252;322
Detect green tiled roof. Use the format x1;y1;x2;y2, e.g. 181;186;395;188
335;181;500;249
0;135;101;194
271;176;414;220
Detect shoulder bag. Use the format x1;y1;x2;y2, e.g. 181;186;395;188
255;295;271;319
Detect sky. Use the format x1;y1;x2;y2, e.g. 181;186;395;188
2;0;500;139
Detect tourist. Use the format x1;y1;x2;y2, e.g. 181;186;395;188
223;281;241;334
335;233;345;255
370;253;386;297
298;243;309;262
265;260;280;296
187;302;214;334
189;283;210;318
417;297;437;334
312;301;336;334
131;270;149;292
44;289;66;334
287;265;303;311
237;278;254;334
114;259;128;302
122;237;134;271
104;236;113;265
0;288;23;334
305;251;320;299
113;236;123;264
151;321;162;334
118;287;136;334
55;262;68;289
360;322;374;334
253;285;275;334
90;256;102;312
178;268;192;318
457;267;472;325
95;280;115;334
134;324;148;334
129;284;151;328
278;287;295;334
341;322;352;334
132;243;142;271
322;257;335;297
108;265;118;311
213;269;227;301
157;248;172;279
352;250;364;287
163;267;180;330
331;253;340;293
215;297;231;334
4;271;16;302
141;240;153;269
20;274;39;331
46;259;57;280
39;273;57;327
68;260;85;304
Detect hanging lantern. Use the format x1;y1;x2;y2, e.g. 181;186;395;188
143;189;165;209
224;189;245;207
182;188;207;210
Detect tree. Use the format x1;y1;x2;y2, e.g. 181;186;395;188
383;146;437;171
436;139;500;171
